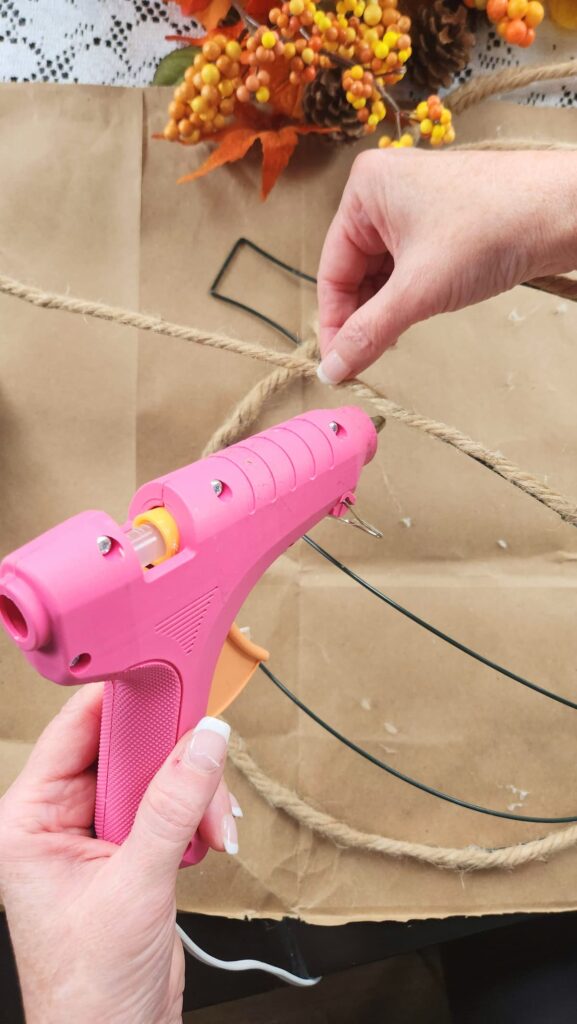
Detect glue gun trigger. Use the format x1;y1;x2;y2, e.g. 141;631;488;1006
206;623;270;717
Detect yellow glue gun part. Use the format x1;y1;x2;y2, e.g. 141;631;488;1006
133;507;180;565
208;623;269;716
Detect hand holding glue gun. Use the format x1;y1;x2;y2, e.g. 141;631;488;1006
0;408;378;1018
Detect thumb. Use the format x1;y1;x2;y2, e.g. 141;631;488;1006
119;717;230;883
317;269;427;383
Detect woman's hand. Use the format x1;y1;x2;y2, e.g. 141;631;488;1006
317;150;577;383
0;685;241;1024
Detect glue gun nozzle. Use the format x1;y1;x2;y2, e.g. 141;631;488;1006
370;416;386;434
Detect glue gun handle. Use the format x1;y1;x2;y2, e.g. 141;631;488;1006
94;662;208;866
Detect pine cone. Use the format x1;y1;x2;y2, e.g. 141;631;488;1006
408;0;476;93
302;67;364;143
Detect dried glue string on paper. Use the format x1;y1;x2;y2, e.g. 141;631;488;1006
210;239;577;827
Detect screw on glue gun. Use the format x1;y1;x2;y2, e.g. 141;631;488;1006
0;407;378;868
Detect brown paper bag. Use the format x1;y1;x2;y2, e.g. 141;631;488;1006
1;82;577;923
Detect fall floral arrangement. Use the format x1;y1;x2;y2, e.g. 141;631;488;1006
157;0;546;195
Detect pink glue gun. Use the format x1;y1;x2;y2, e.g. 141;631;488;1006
0;407;377;865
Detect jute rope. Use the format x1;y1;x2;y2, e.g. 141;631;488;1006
524;274;577;302
3;58;577;871
445;58;577;114
227;736;577;871
3;266;577;870
2;270;577;527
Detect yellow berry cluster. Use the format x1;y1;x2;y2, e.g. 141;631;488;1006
331;0;412;85
464;0;544;46
378;132;414;148
342;65;386;132
164;36;242;143
413;95;454;147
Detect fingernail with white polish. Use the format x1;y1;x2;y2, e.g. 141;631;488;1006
184;717;230;773
223;813;239;855
317;350;349;385
230;794;244;819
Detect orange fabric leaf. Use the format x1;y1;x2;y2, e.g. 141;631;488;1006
260;125;300;199
259;124;334;197
266;57;304;119
172;0;232;30
177;126;261;184
177;121;333;198
244;0;279;19
165;23;244;45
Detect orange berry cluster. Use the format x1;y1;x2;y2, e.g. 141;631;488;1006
164;36;242;143
413;95;454;146
270;0;411;121
342;65;387;132
163;0;413;145
237;27;286;103
253;11;323;90
464;0;544;46
332;0;412;86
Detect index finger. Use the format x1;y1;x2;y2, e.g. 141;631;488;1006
317;187;391;355
22;684;104;787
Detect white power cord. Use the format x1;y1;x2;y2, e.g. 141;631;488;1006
176;923;321;988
